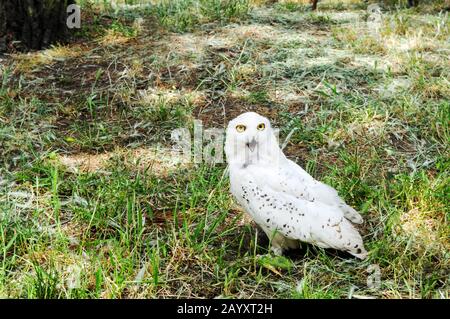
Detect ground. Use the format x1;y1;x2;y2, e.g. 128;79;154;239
0;0;448;298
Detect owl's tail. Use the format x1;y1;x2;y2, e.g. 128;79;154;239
349;246;368;260
341;220;368;260
341;204;364;224
314;181;364;224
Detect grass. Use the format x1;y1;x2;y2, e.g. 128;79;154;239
153;0;250;32
0;0;449;298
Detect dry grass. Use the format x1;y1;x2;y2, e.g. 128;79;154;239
0;0;448;299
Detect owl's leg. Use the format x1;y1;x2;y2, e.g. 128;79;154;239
261;228;298;256
271;235;301;255
269;233;290;256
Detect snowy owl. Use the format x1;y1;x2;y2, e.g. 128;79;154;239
225;112;367;259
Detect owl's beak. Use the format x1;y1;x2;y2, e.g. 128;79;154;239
246;137;257;152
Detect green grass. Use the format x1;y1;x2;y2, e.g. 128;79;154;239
154;0;250;32
0;0;448;299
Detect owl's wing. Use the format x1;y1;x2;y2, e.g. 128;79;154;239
241;182;367;259
303;201;367;259
285;159;364;224
242;162;363;224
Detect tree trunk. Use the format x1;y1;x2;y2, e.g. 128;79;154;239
311;0;319;11
0;0;75;53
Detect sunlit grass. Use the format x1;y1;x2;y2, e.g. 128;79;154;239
0;0;448;299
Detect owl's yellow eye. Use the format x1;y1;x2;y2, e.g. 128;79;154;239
257;123;266;131
236;124;246;133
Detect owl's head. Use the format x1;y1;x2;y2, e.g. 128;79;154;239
225;112;283;166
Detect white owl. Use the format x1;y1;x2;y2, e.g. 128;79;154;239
225;112;367;259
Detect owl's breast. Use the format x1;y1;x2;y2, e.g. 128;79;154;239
230;168;254;199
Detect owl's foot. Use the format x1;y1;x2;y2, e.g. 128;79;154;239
270;246;283;256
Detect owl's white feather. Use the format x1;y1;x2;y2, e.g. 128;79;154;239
225;112;367;259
